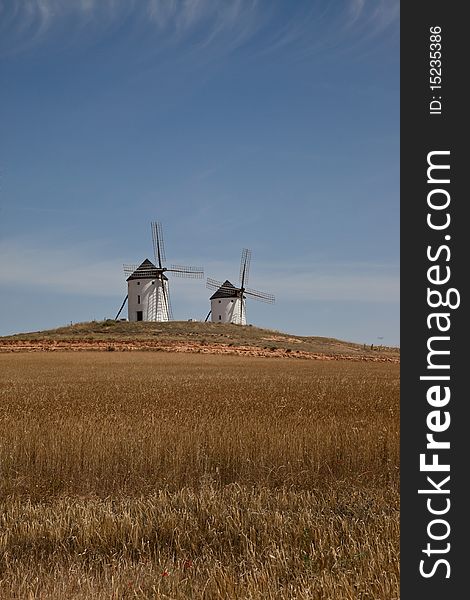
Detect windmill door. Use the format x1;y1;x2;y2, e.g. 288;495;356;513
136;311;143;321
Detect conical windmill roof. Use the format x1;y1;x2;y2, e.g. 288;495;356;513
126;259;162;281
210;280;239;300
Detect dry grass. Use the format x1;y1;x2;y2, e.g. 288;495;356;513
0;352;399;599
0;320;400;358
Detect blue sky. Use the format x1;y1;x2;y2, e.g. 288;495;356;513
0;0;399;345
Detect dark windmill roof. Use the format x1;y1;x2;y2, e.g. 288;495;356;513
126;259;163;281
210;280;240;300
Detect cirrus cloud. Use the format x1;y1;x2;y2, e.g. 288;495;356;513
0;0;398;58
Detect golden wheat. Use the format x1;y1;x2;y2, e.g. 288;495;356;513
0;352;399;599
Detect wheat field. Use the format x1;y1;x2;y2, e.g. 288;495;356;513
0;352;399;599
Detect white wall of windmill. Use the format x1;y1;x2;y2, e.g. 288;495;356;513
127;278;160;322
210;297;246;325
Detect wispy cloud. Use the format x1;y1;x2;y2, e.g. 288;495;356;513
0;0;261;56
0;237;398;304
0;0;398;58
267;267;399;303
232;258;399;304
256;0;399;60
0;237;123;296
346;0;399;37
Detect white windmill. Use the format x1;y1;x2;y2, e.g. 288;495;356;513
115;222;204;322
205;248;275;325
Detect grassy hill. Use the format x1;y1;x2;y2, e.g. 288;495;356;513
0;320;399;360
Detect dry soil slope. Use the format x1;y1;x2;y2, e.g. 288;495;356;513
0;321;399;362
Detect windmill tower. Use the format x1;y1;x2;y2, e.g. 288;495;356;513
115;222;203;322
206;249;275;325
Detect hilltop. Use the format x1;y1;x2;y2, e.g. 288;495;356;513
0;321;399;362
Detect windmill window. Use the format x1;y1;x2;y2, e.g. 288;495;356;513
137;295;141;304
137;281;140;285
218;300;221;303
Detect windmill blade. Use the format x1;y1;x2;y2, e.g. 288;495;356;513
168;265;204;278
124;264;157;278
239;297;245;324
245;287;275;304
160;280;173;320
206;278;242;294
151;221;166;268
239;248;251;288
206;277;225;291
123;264;139;277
